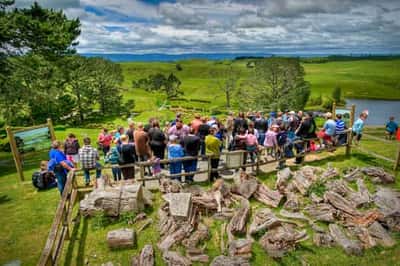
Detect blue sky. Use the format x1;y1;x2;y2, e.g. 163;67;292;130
15;0;400;54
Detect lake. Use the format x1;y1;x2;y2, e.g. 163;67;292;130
345;98;400;126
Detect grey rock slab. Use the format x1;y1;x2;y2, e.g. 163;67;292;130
328;224;362;256
107;228;135;249
162;193;192;219
210;255;250;266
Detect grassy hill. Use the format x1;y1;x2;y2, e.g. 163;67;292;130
119;59;400;121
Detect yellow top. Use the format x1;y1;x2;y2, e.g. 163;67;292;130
205;135;221;158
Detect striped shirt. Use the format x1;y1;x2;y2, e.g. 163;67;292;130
336;119;345;134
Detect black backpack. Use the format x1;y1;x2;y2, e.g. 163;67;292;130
32;171;56;190
32;172;45;189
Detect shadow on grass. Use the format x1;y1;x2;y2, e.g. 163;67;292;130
0;194;11;204
63;216;88;266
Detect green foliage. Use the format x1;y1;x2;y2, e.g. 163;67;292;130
332;85;342;103
133;72;183;99
308;94;323;106
175;63;182;71
307;179;327;197
210;62;240;108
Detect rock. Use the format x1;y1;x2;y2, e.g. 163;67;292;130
325;180;353;197
347;179;371;208
249;208;281;235
313;232;334;247
310;193;323;204
373;187;400;232
259;225;308;258
158;223;193;251
279;209;310;222
182;223;209;248
228;238;253;259
328;224;362;256
162;251;192;266
160;179;182;193
361;167;395;184
186;254;209;263
212;207;235;220
349;210;383;227
107;228;135;249
324;191;361;216
253;183;283;208
131;244;154;266
283;192;300;211
142;187;154;206
119;184;145;214
276;167;292;192
228;198;250;236
368;222;395;247
305;203;336;222
343;167;363;182
232;173;259;199
292;171;313;195
321;166;339;179
210;255;250;266
162;193;192;220
347;225;376;249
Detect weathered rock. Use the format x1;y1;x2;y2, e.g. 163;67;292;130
131;244;154;266
160;179;183;193
324;191;361;216
232;173;259;199
349;210;383;227
310;193;323;204
347;225;376;249
321;166;339;179
249;208;280;235
328;224;362;256
276;167;292;192
283;192;300;211
119;184;145;214
212;207;235;220
325;180;353;196
162;251;191;266
279;209;310;222
313;232;334;247
228;238;253;259
305;203;336;222
107;228;135;249
292;171;313;195
210;255;250;266
361;167;395;184
259;225;308;258
80;189;121;217
162;193;192;220
343;167;363;182
186;254;209;263
347;179;371;208
192;193;218;210
228;198;250;236
182;223;209;248
158;223;193;251
368;221;395;247
253;183;283;208
373;187;400;231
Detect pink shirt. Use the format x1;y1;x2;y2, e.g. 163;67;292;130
246;134;258;146
263;130;277;147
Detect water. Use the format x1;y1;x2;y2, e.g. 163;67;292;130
345;98;400;126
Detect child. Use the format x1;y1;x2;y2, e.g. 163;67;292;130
168;135;183;182
105;145;122;182
264;124;279;159
352;111;368;145
152;157;162;177
246;128;258;169
385;116;398;140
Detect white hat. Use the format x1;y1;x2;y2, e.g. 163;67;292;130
212;124;219;129
289;111;295;115
169;135;178;141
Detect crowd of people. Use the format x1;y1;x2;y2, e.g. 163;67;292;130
43;110;376;195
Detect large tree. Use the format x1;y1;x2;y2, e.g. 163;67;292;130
210;63;240;108
246;58;310;111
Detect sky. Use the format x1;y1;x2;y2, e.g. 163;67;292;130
14;0;400;54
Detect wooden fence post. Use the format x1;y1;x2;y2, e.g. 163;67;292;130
332;102;336;118
6;126;24;182
207;156;212;181
346;130;352;156
47;118;56;141
394;144;400;171
350;104;356;127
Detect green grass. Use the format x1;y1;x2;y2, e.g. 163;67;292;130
119;59;400;120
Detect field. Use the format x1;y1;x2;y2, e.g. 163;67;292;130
119;59;400;121
0;126;399;265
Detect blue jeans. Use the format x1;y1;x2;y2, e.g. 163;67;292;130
111;167;122;181
55;170;66;195
83;162;102;183
183;159;197;182
257;132;265;146
170;162;182;181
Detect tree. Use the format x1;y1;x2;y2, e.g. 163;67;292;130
89;57;124;115
210;63;240;108
164;73;182;99
332;85;342;103
133;73;183;99
246;58;310;111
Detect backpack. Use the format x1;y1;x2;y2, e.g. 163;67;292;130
32;171;56;190
277;131;288;146
32;172;45;189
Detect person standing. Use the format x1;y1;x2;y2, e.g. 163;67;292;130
198;117;210;157
254;112;267;145
246;128;258;169
64;133;80;168
79;137;102;186
225;112;234;150
49;141;74;194
319;112;336;146
190;114;203;135
134;123;152;176
205;127;222;181
233;112;248;137
105;144;122;182
352;112;368;145
385;116;398;140
168;135;184;182
119;135;136;180
182;128;200;183
98;128;113;158
168;119;190;142
335;114;347;145
126;121;135;143
148;120;166;167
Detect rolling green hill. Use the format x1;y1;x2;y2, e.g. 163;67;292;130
119;59;400;121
